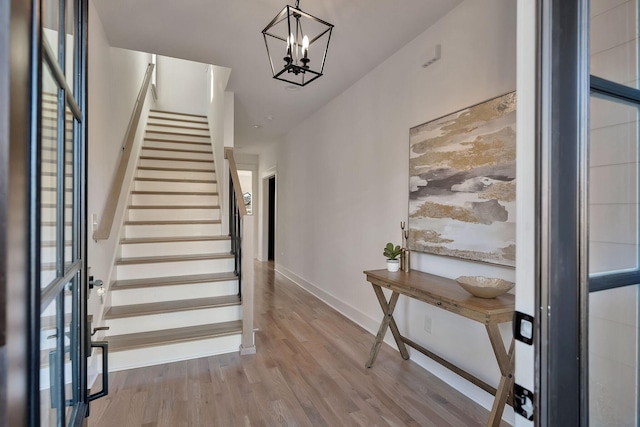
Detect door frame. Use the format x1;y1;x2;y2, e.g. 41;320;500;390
2;0;91;425
537;0;590;424
260;167;276;262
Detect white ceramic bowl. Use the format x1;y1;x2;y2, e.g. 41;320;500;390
455;276;514;299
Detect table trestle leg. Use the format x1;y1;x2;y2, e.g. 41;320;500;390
366;285;409;367
485;324;515;427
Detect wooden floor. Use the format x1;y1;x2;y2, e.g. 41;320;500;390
88;261;506;426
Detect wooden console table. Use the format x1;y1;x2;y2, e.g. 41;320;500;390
363;269;515;427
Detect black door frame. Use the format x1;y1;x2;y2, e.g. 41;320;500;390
268;176;275;261
538;0;590;424
1;0;90;425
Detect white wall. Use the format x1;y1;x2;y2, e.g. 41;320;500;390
265;0;516;421
86;0;154;381
155;56;208;115
205;66;231;234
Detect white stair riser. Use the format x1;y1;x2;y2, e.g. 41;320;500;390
111;280;239;306
143;140;211;152
40;159;73;175
136;169;216;181
140;148;213;161
41;245;73;263
41;206;73;219
147;119;209;130
41;224;72;239
123;222;222;238
41;153;73;164
41;191;73;205
41;161;73;174
148;115;209;123
127;207;220;222
148;111;207;121
40;176;73;189
131;193;219;206
145;125;210;136
139;158;213;170
120;239;230;258
105;305;241;335
144;132;210;144
108;334;241;372
116;257;235;280
133;180;217;193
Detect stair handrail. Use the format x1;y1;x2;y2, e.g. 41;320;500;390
224;147;255;354
93;63;155;240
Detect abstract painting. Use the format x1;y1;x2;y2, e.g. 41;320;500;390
408;92;516;267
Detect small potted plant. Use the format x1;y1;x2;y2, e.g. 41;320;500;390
383;243;402;272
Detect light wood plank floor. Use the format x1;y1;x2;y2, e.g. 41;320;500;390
89;261;507;426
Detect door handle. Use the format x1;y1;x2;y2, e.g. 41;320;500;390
88;340;109;401
87;322;110;402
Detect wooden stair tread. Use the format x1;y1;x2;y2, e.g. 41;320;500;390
124;219;220;226
149;109;207;120
112;272;238;290
127;204;220;210
133;177;216;184
130;190;218;196
141;146;212;155
147;123;210;132
137;166;215;173
143;138;211;146
116;252;233;265
145;130;210;138
107;320;242;352
104;295;240;319
148;116;208;126
120;235;229;244
139;156;212;163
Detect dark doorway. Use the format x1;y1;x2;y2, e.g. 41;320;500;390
268;176;275;261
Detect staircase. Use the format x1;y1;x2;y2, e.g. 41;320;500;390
104;110;243;370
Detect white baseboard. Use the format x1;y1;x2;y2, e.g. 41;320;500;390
274;263;514;426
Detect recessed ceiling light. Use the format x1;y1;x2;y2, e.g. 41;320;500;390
285;85;299;92
265;115;273;121
253;124;261;129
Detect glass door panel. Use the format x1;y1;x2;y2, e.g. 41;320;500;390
589;285;639;426
41;61;60;289
588;93;640;426
63;279;76;422
590;0;639;89
35;0;88;424
64;106;74;270
64;0;75;94
39;296;61;426
589;95;639;276
42;0;59;63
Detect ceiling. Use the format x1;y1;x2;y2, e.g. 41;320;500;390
93;0;462;152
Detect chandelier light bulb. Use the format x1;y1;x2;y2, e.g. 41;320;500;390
302;35;309;59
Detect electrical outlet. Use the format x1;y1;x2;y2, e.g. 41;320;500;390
424;315;432;334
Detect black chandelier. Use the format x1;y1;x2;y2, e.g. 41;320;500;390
262;0;334;87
